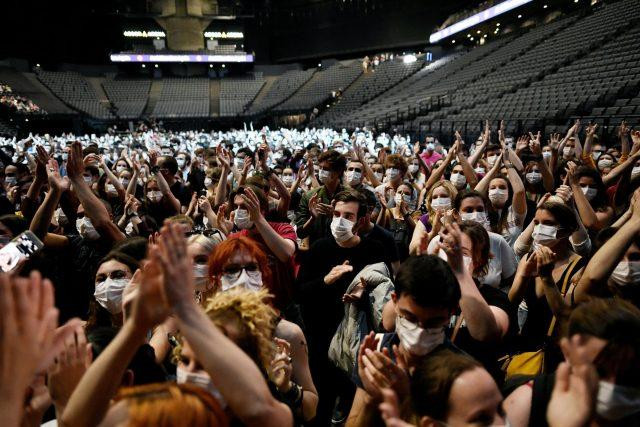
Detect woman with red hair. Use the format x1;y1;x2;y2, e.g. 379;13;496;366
206;235;318;422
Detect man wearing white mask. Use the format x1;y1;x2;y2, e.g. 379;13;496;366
295;150;346;245
347;255;462;427
344;159;375;207
419;137;442;168
297;189;389;425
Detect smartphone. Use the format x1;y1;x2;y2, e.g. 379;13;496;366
0;231;44;272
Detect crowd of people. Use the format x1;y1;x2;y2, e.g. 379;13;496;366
1;120;640;427
0;83;44;114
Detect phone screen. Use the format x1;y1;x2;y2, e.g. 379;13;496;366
0;231;44;272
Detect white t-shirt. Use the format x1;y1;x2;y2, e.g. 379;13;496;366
429;231;517;292
499;205;525;247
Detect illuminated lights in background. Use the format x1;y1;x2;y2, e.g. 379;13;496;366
123;31;166;38
403;54;417;63
428;0;534;43
204;31;244;39
110;54;254;63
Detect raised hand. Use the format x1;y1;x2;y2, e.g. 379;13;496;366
66;142;85;180
46;159;70;192
534;245;556;275
241;187;263;222
516;135;529;153
216;145;231;170
150;222;193;312
35;145;50;181
618;120;630;140
216;203;233;235
323;260;353;285
499;120;506;147
529;131;542;156
585;123;598;138
198;195;213;214
438;222;465;275
47;325;92;409
270;338;293;392
0;271;82;416
549;133;562;150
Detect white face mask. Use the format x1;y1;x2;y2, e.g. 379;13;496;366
526;172;542;184
105;183;117;194
193;263;210;291
542;151;552;160
318;169;331;184
395;315;444;356
598;159;613;170
450;173;466;188
234;208;253;229
204;177;213;187
431;197;451;212
94;277;128;314
220;269;263;292
581;186;597;201
121;178;130;187
463;255;474;274
426;143;435;151
54;207;68;227
5;176;17;186
76;217;100;240
177;158;186;168
487;155;498;167
387;168;400;180
563;146;574;158
345;171;362;186
532;223;559;246
488;188;508;205
474;166;485;175
282;175;294;186
176;366;227;408
394;192;411;206
596;380;640;421
331;216;355;244
234;158;245;169
632;166;640;180
83;175;93;185
147;190;163;202
610;261;640;286
115;165;125;174
460;211;489;229
408;164;419;174
124;221;135;236
374;172;383;181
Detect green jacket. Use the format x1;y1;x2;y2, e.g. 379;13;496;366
294;185;344;244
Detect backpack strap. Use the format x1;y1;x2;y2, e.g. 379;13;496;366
546;256;581;337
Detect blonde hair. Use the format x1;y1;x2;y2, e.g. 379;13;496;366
172;289;277;378
426;181;458;219
204;289;277;376
116;382;228;427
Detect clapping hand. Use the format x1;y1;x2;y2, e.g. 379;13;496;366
271;338;293;393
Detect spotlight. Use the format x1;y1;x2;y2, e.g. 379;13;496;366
518;14;522;18
222;64;226;68
141;64;146;68
209;64;213;68
403;54;417;63
154;64;158;68
543;4;548;8
452;40;456;44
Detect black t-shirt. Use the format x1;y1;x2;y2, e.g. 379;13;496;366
170;180;192;207
296;236;389;352
364;224;400;264
447;284;517;383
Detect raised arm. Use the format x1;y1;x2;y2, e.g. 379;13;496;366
619;121;630;161
441;223;508;342
567;163;612;231
474;152;503;195
214;145;231;208
22;146;49;221
455;134;478;188
99;156;125;201
574;194;640;303
153;224;293;427
243;187;295;262
468;121;490;167
355;140;381;188
423;140;458;192
29;159;69;247
67;142;124;244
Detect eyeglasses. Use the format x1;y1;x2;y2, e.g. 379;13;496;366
222;263;259;280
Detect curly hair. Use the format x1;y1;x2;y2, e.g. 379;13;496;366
204;289;278;376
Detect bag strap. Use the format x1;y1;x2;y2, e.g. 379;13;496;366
546;256;581;337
